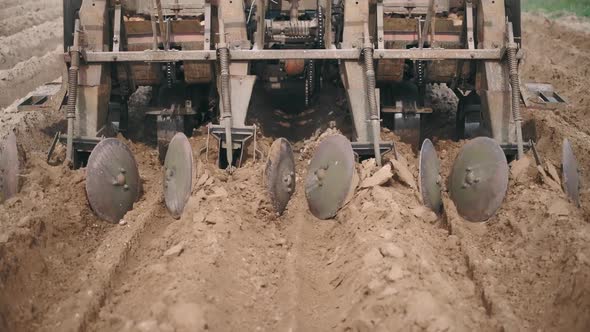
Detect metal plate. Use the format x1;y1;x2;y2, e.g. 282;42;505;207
164;133;194;219
393;113;421;148
305;134;355;220
265;138;296;215
419;139;442;214
449;137;509;222
86;138;141;223
157;114;185;164
562;139;581;207
0;132;20;203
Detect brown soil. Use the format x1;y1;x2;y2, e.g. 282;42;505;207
0;9;589;332
0;0;63;107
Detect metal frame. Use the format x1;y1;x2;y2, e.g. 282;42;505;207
81;48;504;62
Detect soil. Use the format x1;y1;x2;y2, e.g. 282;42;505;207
0;6;589;332
0;0;64;107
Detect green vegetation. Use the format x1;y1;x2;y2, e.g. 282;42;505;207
523;0;590;17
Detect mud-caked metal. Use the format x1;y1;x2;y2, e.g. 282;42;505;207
63;0;528;220
64;0;525;161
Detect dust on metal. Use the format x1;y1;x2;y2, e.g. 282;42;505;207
562;139;581;207
449;137;509;222
265;138;296;215
82;48;504;63
419;139;442;214
164;133;194;219
305;134;355;220
0;132;20;203
86;138;141;223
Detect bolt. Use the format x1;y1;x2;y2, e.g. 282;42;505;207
464;168;477;187
120;168;126;174
116;173;126;186
283;174;292;186
123;184;129;191
316;168;327;181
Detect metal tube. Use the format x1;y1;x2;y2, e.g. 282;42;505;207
290;0;300;22
363;23;381;166
155;0;167;50
507;22;524;159
150;0;159;49
218;23;234;169
66;19;81;166
82;48;505;62
419;0;435;49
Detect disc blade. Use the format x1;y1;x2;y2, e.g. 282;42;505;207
265;138;296;215
449;137;509;222
86;138;141;223
305;134;355;220
0;132;20;203
419;139;442;214
562;138;581;207
393;113;421;148
164;133;194;218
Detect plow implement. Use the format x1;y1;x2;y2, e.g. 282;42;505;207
15;0;581;223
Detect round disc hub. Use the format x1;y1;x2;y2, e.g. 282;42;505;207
86;138;141;223
164;133;194;219
419;139;442;214
305;134;355;220
0;132;20;203
449;137;509;222
562;138;581;207
265;138;296;215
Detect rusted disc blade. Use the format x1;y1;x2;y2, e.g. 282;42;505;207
265;138;296;215
86;138;140;223
0;132;20;203
449;137;509;222
305;134;355;220
164;133;194;218
562;139;581;207
419;139;442;214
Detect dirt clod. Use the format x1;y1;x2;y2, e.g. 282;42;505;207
379;243;405;258
163;243;185;257
390;159;417;190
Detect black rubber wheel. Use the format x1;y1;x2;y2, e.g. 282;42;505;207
63;0;83;52
505;0;522;42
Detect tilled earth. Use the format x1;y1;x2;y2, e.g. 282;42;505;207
0;5;589;332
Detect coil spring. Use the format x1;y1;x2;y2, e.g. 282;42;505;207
507;47;522;122
364;47;378;118
66;67;78;119
289;20;312;38
219;47;231;117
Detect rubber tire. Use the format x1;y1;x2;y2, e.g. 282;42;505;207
63;0;83;52
505;0;522;42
